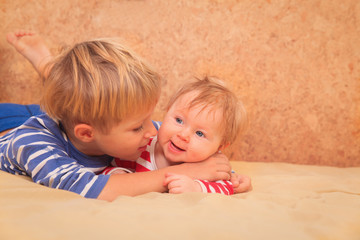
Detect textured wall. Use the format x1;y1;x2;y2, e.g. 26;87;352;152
1;0;359;166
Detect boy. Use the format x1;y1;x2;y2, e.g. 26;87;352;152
102;77;252;194
0;31;233;201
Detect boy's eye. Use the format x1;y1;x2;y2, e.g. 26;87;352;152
175;117;183;124
196;131;205;138
133;125;143;132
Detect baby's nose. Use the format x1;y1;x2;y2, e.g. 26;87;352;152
177;129;190;142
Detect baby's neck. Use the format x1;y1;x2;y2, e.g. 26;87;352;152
154;141;176;169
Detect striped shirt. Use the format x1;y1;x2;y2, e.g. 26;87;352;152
0;114;111;198
102;136;234;195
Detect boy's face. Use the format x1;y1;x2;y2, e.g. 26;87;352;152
93;106;157;160
157;92;224;163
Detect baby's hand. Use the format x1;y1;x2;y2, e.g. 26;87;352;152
164;173;202;194
230;173;252;193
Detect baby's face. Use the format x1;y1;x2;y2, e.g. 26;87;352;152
157;92;224;163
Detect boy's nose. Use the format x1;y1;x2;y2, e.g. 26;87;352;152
144;120;157;138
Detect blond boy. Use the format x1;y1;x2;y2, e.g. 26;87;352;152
0;31;232;201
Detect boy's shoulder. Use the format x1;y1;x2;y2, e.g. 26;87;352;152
5;113;67;146
19;113;63;135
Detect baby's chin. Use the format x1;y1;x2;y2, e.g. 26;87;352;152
163;154;186;165
165;154;204;164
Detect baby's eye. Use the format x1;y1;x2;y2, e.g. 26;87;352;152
196;131;205;138
175;117;183;124
133;125;143;132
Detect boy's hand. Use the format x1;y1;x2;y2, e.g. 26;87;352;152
164;173;202;194
183;152;231;181
230;173;252;193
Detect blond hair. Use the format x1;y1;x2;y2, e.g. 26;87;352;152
166;77;247;146
41;38;161;133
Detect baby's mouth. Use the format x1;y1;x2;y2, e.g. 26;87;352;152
170;141;185;151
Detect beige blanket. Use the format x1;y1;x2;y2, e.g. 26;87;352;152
0;161;359;240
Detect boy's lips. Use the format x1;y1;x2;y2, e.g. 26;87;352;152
138;145;147;152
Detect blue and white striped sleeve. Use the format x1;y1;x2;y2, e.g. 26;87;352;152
152;120;162;130
10;133;109;199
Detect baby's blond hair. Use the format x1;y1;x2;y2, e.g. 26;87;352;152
41;38;161;133
166;77;247;146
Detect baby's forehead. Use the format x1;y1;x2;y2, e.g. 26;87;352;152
177;92;222;110
175;90;207;105
175;99;223;122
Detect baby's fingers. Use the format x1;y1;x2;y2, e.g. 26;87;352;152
163;172;180;186
235;175;252;193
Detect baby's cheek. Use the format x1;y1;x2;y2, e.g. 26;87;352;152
188;151;207;163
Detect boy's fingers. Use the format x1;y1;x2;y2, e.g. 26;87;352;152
216;171;231;181
217;165;232;176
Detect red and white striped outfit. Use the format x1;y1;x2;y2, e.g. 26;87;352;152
101;136;234;195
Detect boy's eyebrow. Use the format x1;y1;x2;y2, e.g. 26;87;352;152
127;119;144;128
128;110;153;128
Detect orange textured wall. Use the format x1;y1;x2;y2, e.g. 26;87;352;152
0;0;359;166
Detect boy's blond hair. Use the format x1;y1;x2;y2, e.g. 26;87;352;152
166;77;247;146
41;38;161;133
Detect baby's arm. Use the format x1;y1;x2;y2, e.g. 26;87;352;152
163;172;252;195
164;173;234;195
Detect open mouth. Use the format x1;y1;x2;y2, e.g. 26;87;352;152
170;141;185;152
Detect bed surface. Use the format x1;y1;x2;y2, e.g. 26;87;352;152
1;161;359;240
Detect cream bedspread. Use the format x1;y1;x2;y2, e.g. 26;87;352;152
1;161;359;240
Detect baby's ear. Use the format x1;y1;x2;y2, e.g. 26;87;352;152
218;143;230;152
74;124;95;142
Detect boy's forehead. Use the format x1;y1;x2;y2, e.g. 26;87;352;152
125;103;156;122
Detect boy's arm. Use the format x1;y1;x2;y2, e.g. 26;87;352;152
98;157;232;201
98;169;167;200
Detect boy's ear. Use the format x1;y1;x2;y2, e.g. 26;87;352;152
73;124;95;142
